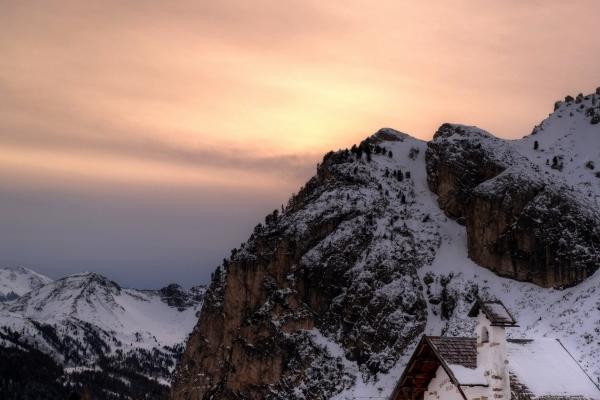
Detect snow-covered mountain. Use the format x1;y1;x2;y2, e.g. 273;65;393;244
0;270;205;399
0;266;52;301
171;88;600;400
525;91;600;203
3;272;204;354
3;88;599;400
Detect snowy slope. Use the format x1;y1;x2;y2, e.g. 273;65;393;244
319;130;451;399
516;91;600;207
421;217;600;379
171;128;449;400
6;272;203;350
0;266;52;301
0;271;206;384
329;160;600;399
173;102;600;398
329;90;600;399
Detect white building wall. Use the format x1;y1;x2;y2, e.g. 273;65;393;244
462;383;492;400
424;311;512;400
475;311;510;400
424;365;492;400
424;366;464;400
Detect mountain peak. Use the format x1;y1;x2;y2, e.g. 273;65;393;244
548;87;600;124
511;86;600;206
172;89;600;399
7;271;125;320
0;266;53;301
0;267;206;395
159;283;206;311
70;271;121;289
371;127;411;142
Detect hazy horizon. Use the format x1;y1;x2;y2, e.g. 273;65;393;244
2;1;600;288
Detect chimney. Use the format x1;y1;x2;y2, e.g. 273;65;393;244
469;300;518;400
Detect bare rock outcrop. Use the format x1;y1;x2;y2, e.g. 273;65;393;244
171;131;435;400
426;123;600;288
426;123;510;219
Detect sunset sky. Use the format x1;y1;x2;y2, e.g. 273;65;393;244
2;1;600;287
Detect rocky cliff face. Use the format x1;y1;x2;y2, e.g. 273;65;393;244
426;98;600;288
171;130;440;400
172;89;600;400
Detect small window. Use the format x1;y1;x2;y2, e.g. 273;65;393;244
481;327;489;343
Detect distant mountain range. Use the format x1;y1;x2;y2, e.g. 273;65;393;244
0;266;205;399
0;265;52;301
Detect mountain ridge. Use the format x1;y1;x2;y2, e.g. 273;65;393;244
0;266;53;301
171;88;600;400
0;268;206;399
2;88;599;400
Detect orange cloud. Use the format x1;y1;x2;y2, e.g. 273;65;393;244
1;0;600;188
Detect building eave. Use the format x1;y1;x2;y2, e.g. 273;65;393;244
423;336;470;400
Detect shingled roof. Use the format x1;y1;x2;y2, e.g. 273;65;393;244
389;336;479;400
390;301;599;400
468;299;518;326
507;338;600;400
428;337;477;369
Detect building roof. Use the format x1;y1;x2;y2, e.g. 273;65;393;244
428;336;476;368
389;336;478;400
390;337;600;400
507;339;600;400
428;337;487;386
468;299;518;326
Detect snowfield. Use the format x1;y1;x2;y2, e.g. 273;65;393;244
307;92;600;399
0;269;205;384
0;266;52;301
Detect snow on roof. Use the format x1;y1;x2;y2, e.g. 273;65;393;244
428;336;477;368
428;337;488;387
507;339;600;399
448;364;487;386
468;300;518;326
485;302;514;324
